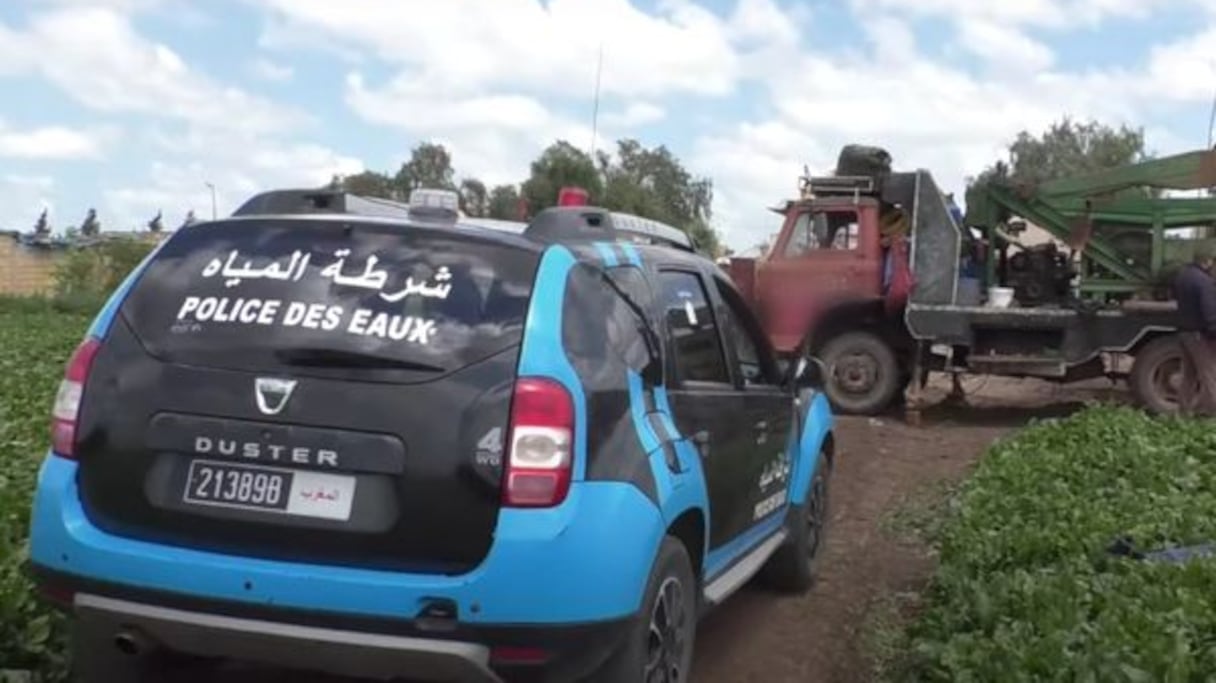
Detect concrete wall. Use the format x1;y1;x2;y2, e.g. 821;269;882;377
0;237;60;296
0;232;166;296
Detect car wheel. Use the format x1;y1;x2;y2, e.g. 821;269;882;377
759;453;830;593
586;537;697;683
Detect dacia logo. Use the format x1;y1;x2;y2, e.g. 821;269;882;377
255;377;297;416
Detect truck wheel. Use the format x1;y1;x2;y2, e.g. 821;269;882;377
818;331;900;415
1130;335;1188;415
759;451;830;593
586;537;696;683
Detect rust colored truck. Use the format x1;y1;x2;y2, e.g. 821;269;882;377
726;145;1205;417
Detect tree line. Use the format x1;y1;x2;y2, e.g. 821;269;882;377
328;138;722;256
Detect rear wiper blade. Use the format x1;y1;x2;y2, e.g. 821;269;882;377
274;347;445;373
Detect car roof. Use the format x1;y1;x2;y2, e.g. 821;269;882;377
227;188;709;267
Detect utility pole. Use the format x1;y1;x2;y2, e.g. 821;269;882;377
589;43;604;160
204;181;217;220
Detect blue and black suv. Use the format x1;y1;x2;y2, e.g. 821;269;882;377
28;188;836;682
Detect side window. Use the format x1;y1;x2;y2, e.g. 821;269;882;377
782;211;860;257
563;264;653;375
658;270;730;385
713;276;778;386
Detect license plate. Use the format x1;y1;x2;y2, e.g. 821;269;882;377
184;460;356;521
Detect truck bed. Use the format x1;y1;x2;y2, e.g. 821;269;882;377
906;300;1179;370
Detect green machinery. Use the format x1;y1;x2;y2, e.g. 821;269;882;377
965;148;1216;303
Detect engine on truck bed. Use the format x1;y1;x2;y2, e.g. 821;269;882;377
1004;242;1076;306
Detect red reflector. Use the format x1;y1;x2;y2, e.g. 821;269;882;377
36;582;76;609
490;646;549;664
557;186;588;207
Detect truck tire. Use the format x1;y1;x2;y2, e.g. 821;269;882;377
585;537;696;683
817;331;900;415
1130;334;1188;415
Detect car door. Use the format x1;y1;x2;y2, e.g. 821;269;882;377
706;270;796;528
655;266;761;553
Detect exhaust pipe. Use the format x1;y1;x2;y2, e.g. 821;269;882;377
113;629;148;657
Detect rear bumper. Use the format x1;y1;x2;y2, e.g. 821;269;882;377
42;571;633;682
74;593;502;682
30;455;664;625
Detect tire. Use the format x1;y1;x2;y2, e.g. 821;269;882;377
759;452;830;593
817;331;900;415
1130;335;1188;415
585;537;697;683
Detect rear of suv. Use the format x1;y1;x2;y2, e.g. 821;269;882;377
29;188;836;682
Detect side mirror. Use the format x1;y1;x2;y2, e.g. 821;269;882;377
790;356;826;390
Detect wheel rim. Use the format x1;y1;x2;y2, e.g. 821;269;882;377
831;351;880;397
645;576;689;683
806;471;827;560
1149;356;1184;409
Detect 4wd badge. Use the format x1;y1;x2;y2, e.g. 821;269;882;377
255;377;297;415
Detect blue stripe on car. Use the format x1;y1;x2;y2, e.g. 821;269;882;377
592;242;618;266
789;391;834;505
619;243;642;267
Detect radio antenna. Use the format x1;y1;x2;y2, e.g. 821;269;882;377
590;43;604;159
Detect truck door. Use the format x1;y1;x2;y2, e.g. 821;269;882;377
758;207;882;351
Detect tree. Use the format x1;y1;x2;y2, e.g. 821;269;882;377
488;184;523;220
458;178;488;217
520;141;604;215
332;170;395;199
395;142;457;195
969;118;1147;192
597;139;721;256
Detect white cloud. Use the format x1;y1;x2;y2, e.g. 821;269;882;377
254;0;747;99
104;125;364;228
0;5;360;231
602;102;666;128
251;57;295;82
343;72;600;185
0;175;56;231
955;19;1056;72
0;121;113;160
0;7;303;133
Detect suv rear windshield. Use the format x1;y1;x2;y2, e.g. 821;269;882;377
119;218;541;379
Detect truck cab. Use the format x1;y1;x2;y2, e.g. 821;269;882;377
729;173;917;414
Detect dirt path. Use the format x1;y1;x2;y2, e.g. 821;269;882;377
690;376;1126;683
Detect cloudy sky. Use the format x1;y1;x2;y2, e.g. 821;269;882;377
1;0;1214;250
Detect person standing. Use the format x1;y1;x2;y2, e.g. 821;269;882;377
1173;245;1216;416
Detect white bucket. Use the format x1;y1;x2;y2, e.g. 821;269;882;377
987;286;1015;308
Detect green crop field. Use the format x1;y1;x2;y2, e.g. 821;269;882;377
4;299;1216;682
897;407;1216;682
0;303;89;679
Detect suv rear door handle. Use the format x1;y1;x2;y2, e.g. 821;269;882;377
693;430;710;458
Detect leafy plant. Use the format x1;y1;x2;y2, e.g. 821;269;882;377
51;237;153;308
900;406;1216;682
0;311;91;680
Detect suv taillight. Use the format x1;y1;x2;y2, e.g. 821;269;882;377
51;337;101;459
503;378;574;508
